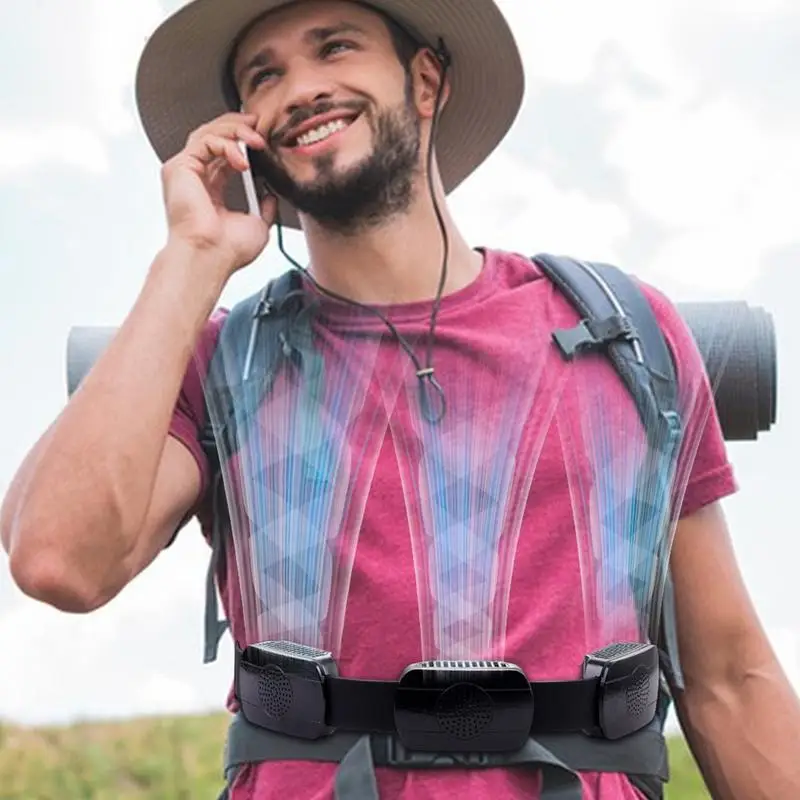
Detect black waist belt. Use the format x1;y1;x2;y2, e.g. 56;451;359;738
233;640;660;754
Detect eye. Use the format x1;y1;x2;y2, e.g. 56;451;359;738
321;40;355;58
250;68;279;90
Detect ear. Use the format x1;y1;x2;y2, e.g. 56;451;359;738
411;48;451;120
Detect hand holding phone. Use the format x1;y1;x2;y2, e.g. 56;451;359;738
160;111;278;276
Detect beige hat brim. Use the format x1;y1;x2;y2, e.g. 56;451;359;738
134;0;524;231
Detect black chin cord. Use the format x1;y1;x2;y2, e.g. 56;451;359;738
268;40;453;425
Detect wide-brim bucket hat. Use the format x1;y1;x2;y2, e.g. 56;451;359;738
134;0;525;230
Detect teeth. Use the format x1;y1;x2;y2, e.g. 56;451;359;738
296;119;349;147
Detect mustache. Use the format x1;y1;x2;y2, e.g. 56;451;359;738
270;99;367;145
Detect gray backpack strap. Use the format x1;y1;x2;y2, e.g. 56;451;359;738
204;471;230;664
222;710;669;799
335;736;381;800
532;254;680;446
533;254;686;687
201;269;307;461
200;269;309;664
658;572;684;691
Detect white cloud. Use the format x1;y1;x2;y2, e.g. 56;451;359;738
771;627;800;690
0;0;163;179
131;674;202;717
497;0;800;295
0;527;232;726
85;0;165;137
499;0;795;93
604;96;757;231
449;150;630;262
603;89;800;293
497;0;683;89
0;125;110;178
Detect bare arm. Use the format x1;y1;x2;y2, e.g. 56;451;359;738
1;241;226;611
670;501;800;798
1;111;274;613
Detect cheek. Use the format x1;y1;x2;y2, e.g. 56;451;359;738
240;91;281;135
339;115;377;155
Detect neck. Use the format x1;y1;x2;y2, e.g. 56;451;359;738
297;185;482;306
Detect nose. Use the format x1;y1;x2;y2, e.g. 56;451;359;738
281;60;336;116
287;90;331;116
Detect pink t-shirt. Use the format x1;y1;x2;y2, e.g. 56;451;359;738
169;248;737;800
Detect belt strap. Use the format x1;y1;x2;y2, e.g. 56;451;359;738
223;710;669;799
327;673;597;734
234;646;604;735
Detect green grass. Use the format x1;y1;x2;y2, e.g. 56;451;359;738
0;713;710;799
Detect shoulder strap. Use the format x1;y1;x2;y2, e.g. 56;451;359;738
533;254;681;450
199;268;307;664
533;253;685;690
199;268;306;468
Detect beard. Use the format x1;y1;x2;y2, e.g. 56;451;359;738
250;90;422;236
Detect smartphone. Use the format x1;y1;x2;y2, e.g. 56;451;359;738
237;139;262;217
237;104;271;217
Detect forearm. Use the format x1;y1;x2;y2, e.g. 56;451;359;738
2;240;227;605
677;655;800;799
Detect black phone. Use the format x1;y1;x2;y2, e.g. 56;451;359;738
240;142;267;216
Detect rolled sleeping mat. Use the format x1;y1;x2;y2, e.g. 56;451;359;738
64;300;778;441
674;301;777;441
66;327;118;398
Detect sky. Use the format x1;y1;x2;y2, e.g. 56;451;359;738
1;0;799;737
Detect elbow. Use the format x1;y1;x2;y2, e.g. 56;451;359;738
6;487;134;613
9;545;122;613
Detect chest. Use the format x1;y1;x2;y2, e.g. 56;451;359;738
344;329;644;665
218;284;649;670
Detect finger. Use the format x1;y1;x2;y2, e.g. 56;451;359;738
186;134;248;171
206;159;232;203
213;122;266;150
189;120;265;151
192;112;258;137
206;158;227;185
236;124;267;150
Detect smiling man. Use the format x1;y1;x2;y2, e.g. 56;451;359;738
4;1;800;799
231;4;426;235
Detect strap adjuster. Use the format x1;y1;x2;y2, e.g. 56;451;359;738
383;735;495;768
553;315;637;360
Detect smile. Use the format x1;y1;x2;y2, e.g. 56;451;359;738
284;113;360;151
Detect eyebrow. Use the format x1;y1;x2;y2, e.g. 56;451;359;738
236;22;368;86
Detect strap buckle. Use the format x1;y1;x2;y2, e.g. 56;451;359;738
660;409;682;443
553;315;637;360
383;735;496;769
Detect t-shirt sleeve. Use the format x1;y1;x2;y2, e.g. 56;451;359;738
641;282;739;519
166;309;227;538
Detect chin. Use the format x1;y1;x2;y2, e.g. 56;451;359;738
295;150;371;185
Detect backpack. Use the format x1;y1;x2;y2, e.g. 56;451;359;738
195;253;687;800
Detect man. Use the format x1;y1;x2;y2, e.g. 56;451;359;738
3;0;800;798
